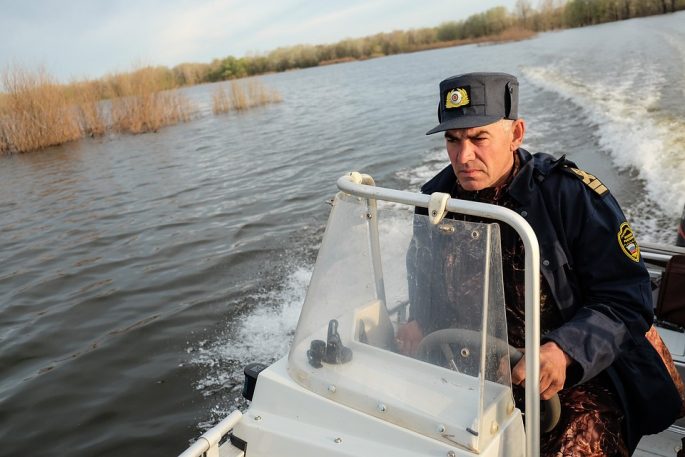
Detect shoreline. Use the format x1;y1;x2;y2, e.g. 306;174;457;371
316;28;537;67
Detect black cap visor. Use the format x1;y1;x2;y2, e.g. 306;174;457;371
426;115;503;135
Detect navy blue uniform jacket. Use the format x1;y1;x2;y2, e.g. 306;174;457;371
418;148;681;451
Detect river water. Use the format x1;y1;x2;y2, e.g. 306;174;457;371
1;12;684;457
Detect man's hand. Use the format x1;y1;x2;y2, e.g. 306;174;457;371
396;320;423;356
511;341;573;400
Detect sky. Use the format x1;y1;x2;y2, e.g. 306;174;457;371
0;0;518;82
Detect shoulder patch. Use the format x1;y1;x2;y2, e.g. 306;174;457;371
617;222;640;262
565;166;609;196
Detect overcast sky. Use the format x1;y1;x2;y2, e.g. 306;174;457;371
1;0;518;82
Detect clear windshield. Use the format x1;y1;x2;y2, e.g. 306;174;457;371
288;191;514;452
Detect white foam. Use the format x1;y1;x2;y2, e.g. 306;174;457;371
522;65;685;218
395;148;447;191
230;266;310;361
190;265;311;397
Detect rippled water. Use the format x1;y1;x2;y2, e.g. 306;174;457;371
1;12;684;456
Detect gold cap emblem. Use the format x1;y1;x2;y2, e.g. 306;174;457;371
445;88;469;109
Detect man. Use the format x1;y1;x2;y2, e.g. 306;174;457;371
397;72;683;455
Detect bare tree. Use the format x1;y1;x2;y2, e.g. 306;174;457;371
515;0;534;27
537;0;563;30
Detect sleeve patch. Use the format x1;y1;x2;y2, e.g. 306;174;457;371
617;222;640;262
566;167;609;196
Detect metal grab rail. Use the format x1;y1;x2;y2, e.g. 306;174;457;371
178;410;243;457
337;174;542;457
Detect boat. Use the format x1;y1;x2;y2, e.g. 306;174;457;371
179;173;685;457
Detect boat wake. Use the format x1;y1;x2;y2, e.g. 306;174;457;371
188;265;311;427
521;65;685;222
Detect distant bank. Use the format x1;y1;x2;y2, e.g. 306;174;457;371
166;0;685;86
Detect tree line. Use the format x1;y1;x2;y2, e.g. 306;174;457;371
517;0;683;30
166;0;684;86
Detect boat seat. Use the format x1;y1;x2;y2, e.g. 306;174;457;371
656;254;685;328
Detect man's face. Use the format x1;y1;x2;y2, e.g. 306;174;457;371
445;119;525;191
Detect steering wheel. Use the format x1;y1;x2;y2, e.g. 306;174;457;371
416;328;561;433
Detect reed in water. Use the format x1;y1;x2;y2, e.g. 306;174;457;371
0;66;197;154
70;79;107;138
108;67;196;134
212;84;231;114
0;66;82;154
0;65;284;154
212;79;282;114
